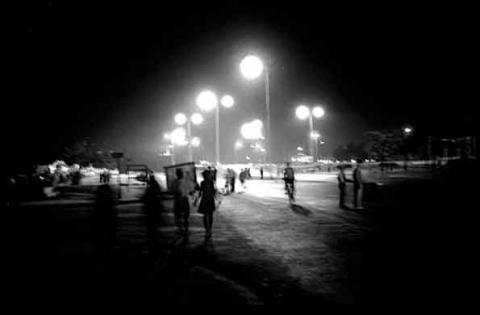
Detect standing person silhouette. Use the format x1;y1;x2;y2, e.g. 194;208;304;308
353;159;365;209
337;164;352;209
143;174;163;253
196;170;217;239
172;168;195;236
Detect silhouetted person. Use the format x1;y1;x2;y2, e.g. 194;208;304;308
172;168;194;236
260;167;264;179
337;165;351;209
143;174;163;253
229;168;236;193
353;159;365;209
92;183;118;268
196;170;217;238
239;169;246;189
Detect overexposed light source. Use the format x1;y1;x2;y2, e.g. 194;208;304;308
310;131;320;140
296;105;310;120
196;90;218;111
240;55;264;80
174;113;187;125
191;137;200;147
170;127;187;145
404;127;413;134
312;106;325;118
190;113;204;125
235;140;243;149
220;95;235;108
240;120;263;140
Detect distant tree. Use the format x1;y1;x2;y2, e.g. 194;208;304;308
333;141;367;161
364;130;403;161
60;139;117;168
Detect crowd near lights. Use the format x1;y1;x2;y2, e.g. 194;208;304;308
220;95;235;108
239;55;264;80
196;90;218;111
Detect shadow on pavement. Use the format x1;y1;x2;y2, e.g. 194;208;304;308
290;204;313;217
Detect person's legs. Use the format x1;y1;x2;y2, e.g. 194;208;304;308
183;208;190;233
339;184;346;208
353;187;358;208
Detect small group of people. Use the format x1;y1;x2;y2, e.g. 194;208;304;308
224;168;236;194
99;170;111;183
172;168;219;239
337;159;365;210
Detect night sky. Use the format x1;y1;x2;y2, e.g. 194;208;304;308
6;1;476;168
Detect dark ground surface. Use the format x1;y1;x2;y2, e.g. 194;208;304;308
3;166;477;307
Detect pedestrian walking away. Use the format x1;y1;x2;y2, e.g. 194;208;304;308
353;159;365;209
172;168;195;236
195;170;218;238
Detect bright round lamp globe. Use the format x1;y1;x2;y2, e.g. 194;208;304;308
190;113;204;125
296;105;310;120
240;55;264;79
312;106;325;118
191;137;201;147
220;95;235;108
174;113;187;125
196;90;218;111
170;127;186;145
251;119;263;129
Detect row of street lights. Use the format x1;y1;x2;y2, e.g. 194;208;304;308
163;54;329;165
295;105;325;160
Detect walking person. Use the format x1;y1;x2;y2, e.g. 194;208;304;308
229;168;236;193
172;168;195;236
353;159;365;209
143;174;163;253
260;167;264;179
196;170;218;239
239;169;246;189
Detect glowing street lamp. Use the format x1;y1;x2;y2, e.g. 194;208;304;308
174;112;204;162
196;90;234;165
240;54;271;163
174;113;187;125
240;55;264;79
295;104;325;160
196;90;218;111
240;119;263;140
191;137;200;147
220;95;235;108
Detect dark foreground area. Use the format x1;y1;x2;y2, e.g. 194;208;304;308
3;164;477;307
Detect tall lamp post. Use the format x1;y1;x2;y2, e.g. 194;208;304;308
174;112;204;162
240;55;271;163
402;125;413;171
196;90;234;165
295;105;325;161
